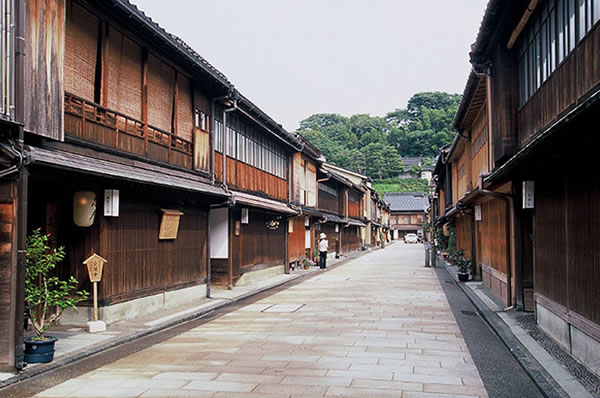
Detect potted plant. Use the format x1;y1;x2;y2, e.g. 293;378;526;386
457;256;471;282
24;229;89;363
301;258;316;269
451;249;465;265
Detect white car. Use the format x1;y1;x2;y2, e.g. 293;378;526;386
404;233;418;244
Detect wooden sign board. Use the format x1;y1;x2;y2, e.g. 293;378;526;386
159;209;184;239
83;253;107;283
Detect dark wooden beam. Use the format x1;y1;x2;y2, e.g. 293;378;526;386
142;49;149;155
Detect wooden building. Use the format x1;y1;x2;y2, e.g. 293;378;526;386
384;192;428;240
434;0;600;376
0;0;26;371
0;0;308;369
368;191;390;246
287;139;326;266
316;166;366;260
25;0;239;326
320;163;372;250
208;92;301;288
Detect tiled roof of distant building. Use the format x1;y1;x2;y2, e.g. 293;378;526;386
384;192;429;212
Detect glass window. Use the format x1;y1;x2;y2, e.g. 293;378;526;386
594;0;600;23
587;0;593;30
214;120;223;153
541;25;548;81
568;0;576;52
238;133;245;163
550;8;557;72
579;0;587;38
558;0;565;63
535;33;541;89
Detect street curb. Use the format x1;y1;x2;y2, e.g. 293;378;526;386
437;258;567;398
0;247;368;390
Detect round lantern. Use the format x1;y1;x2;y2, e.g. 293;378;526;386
442;223;451;237
73;191;96;227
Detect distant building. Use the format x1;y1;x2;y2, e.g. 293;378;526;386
420;165;434;184
398;156;422;179
384;192;429;240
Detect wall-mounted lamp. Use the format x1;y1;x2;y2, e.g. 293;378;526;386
266;216;281;230
73;191;96;227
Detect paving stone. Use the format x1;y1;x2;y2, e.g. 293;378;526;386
215;373;284;383
403;392;480;398
350;378;423;391
152;372;219;381
32;244;487;398
63;387;148;397
253;383;329;395
261;367;328;377
424;383;489;397
183;380;257;392
281;375;352;387
139;389;215;398
326;368;394;380
392;372;464;385
326;386;410;397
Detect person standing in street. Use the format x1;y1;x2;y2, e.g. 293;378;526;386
319;233;328;269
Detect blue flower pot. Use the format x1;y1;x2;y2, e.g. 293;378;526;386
24;336;57;364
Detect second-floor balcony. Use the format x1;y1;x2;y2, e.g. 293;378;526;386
64;93;193;170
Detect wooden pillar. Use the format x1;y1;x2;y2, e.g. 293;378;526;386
227;208;233;289
142;50;149;156
100;21;109;108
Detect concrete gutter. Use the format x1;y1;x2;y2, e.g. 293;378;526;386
437;256;592;398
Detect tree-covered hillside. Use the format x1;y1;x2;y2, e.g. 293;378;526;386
297;92;460;185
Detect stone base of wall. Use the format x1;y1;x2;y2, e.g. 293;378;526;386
537;301;600;377
62;284;207;326
481;264;508;305
235;265;284;286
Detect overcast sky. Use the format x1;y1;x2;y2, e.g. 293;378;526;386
132;0;488;131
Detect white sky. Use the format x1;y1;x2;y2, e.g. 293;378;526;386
132;0;488;131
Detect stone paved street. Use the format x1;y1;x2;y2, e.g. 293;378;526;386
34;243;489;398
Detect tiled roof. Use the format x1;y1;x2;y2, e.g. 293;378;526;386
401;157;422;167
116;0;230;85
384;192;429;212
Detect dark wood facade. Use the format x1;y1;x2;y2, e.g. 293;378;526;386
0;182;18;368
0;0;392;372
341;225;360;253
27;169;212;306
62;0;213;175
435;0;600;376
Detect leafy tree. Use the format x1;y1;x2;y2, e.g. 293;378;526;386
297;91;460;180
372;178;429;195
25;229;89;339
363;143;403;180
387;92;460;158
410;164;423;176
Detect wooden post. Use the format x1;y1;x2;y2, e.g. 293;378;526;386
142;50;149;155
93;281;99;322
101;21;109;108
228;208;233;289
84;253;107;332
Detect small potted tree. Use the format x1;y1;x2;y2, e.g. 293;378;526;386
24;229;89;363
457;253;471;282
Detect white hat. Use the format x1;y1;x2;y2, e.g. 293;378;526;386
320;233;326;239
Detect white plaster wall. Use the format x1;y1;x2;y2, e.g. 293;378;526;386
536;303;571;349
62;284;207;326
570;325;600;376
235;265;284;286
